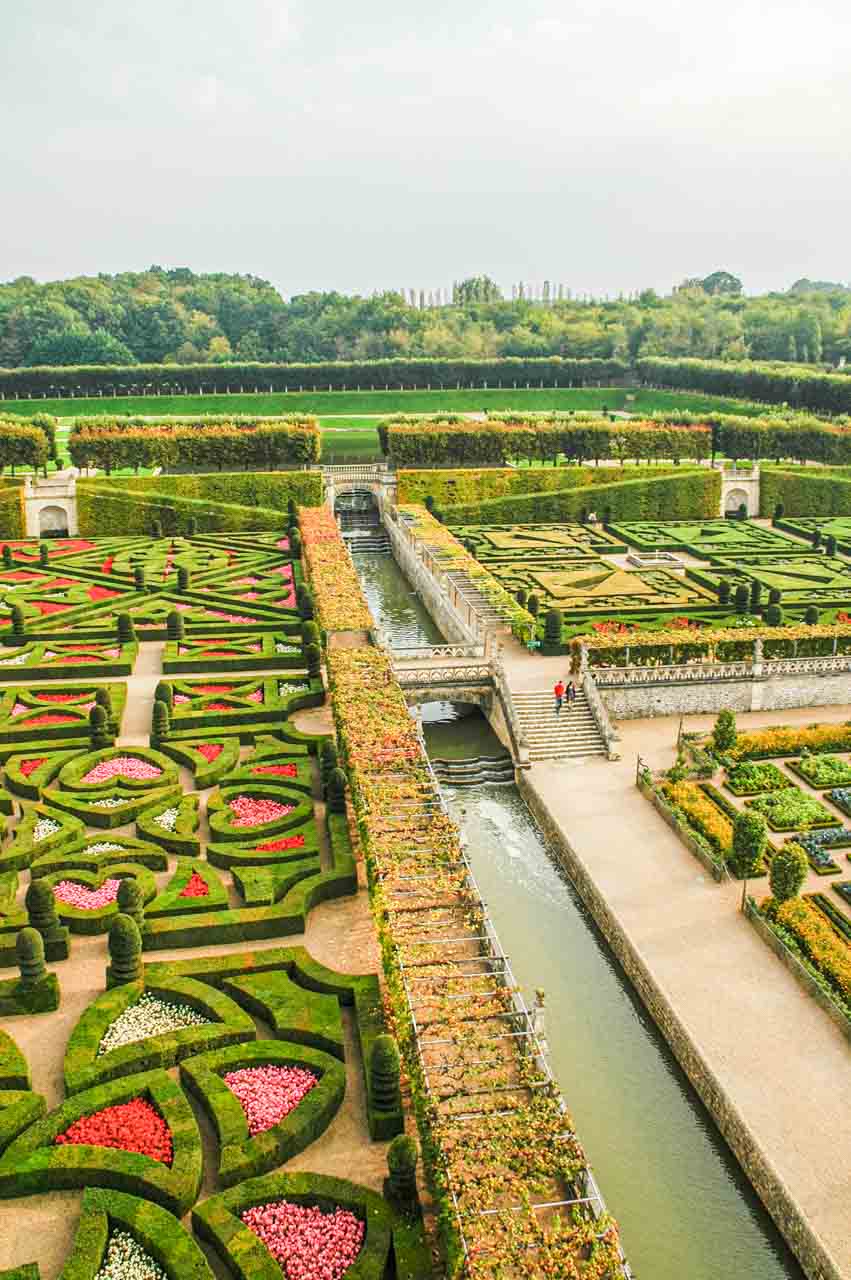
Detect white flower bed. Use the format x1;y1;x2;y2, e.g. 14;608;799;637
0;651;29;665
278;682;310;696
33;817;61;843
95;1230;166;1280
275;643;300;655
93;797;127;809
98;992;211;1057
153;807;178;831
86;842;126;855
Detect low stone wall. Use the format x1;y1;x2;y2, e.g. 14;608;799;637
383;516;475;645
602;670;851;719
637;774;726;883
517;774;845;1280
745;901;851;1047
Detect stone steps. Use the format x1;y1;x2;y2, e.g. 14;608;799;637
511;689;607;760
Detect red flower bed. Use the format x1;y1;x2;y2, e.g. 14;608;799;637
193;684;239;694
205;702;237;712
229;795;294;827
63;655;98;664
14;712;79;727
19;757;47;777
252;764;297;778
224;1064;318;1136
242;1201;363;1280
56;1098;173;1164
194;742;223;762
1;571;41;581
178;870;210;898
590;619;635;635
88;586;122;601
35;691;94;702
100;556;114;573
256;834;305;852
32;601;72;615
37;578;75;589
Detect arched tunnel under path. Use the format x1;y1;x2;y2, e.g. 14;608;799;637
334;487;380;533
38;504;70;537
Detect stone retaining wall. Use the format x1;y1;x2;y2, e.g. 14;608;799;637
517;773;845;1280
383;516;475;645
602;671;851;719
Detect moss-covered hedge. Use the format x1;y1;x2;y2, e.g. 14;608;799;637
0;1029;30;1090
159;738;240;788
63;979;256;1095
144;859;229;918
0;486;25;541
43;864;157;935
180;1040;345;1186
0;972;60;1016
77;472;324;537
760;466;851;518
136;793;201;856
0;1092;47;1157
0;1069;202;1216
443;467;721;524
59;1186;214;1280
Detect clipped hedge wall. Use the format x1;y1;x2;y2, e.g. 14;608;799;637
639;355;851;416
0;485;25;540
59;1186;214;1280
444;467;721;524
68;418;320;473
396;464;682;506
0;356;627;398
77;472;323;537
759;467;851;517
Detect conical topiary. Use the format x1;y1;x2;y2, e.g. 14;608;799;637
38;543;50;568
297;585;315;620
177;566;190;592
301;620;319;647
107;913;143;985
10;604;25;643
26;878;59;937
117;613;136;643
89;704;110;749
327;766;348;814
152;699;170;744
95;687;114;731
117;878;145;930
186;516;197;536
166;610;185;641
369;1034;401;1110
305;643;322;680
287;498;298;523
544;608;562;645
320;740;338;788
288;528;302;556
154;681;173;710
133;565;147;590
386;1134;419;1207
17;927;46;987
1;544;12;569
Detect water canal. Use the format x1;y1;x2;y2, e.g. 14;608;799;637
351;545;804;1280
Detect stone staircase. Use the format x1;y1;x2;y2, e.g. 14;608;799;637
431;752;515;786
510;687;607;761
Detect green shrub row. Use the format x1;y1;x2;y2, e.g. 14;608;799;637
68;419;320;473
760;467;851;517
0;486;25;540
77;485;319;537
0;422;49;473
0;1093;46;1158
44;783;182;831
163;631;303;673
136;794;201;856
639;355;851;416
0;806;84;873
0;1029;30;1090
144;859;229;918
395;463;683;506
0;972;60;1016
444;468;722;524
0;355;626;397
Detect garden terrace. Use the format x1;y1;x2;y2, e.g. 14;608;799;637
329;644;628;1279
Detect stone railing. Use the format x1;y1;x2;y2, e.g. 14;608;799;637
593;652;851;687
582;671;621;758
393;662;494;687
390;642;486;661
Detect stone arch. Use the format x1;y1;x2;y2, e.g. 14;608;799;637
334;486;379;531
38;504;70;537
724;487;749;515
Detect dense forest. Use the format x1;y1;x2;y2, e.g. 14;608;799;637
1;267;851;368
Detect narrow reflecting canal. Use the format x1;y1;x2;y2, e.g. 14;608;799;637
355;546;804;1280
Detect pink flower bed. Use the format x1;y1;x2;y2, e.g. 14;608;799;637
229;795;294;827
252;764;298;778
178;870;209;898
246;689;264;703
242;1201;364;1280
53;878;121;909
206;702;237;711
272;564;294;580
35;690;94;702
239;592;260;601
19;757;47;777
208;610;258;625
82;756;163;785
276;537;290;549
173;694;190;705
194;742;223;762
223;1064;318;1136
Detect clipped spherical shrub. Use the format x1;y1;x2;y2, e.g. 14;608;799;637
26;878;59;936
154;681;173;710
370;1034;401;1110
39;543;50;568
166;611;185;641
327;767;348;815
768;587;781;605
515;588;528;608
765;604;783;626
321;740;338;788
712;708;737;754
17;927;46;987
733;583;749;614
769;843;808;903
10;604;25;640
133;565;147;589
288;528;302;556
805;605;819;625
749;579;762;610
731;811;767;879
386;1134;419;1206
117;878;145;930
108;913;143;984
95;686;113;717
717;580;731;606
526;593;540;617
301;620;319;648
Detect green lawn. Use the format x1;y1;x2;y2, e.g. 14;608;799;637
0;386;765;420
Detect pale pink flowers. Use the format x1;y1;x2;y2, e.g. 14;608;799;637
54;878;121;909
241;1201;364;1280
81;756;163;785
223;1064;318;1135
229;796;294;827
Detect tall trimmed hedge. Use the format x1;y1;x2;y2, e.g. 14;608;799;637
77;472;323;535
0;484;25;539
0;421;48;473
639;356;851;416
444;468;721;524
68;417;319;473
0;356;628;399
759;467;851;517
384;418;711;467
396;464;683;506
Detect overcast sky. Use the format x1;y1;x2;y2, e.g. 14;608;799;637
3;0;850;298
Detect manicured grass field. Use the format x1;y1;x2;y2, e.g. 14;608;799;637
0;386;765;420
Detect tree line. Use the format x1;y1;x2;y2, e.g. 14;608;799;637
2;266;851;369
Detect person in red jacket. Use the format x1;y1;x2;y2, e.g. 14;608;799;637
554;679;565;715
